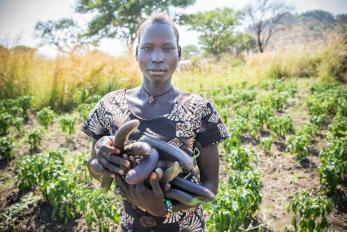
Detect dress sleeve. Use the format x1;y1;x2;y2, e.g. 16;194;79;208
81;96;112;140
195;100;230;148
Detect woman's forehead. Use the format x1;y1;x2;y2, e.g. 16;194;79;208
140;23;177;45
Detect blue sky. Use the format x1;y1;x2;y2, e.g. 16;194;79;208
0;0;346;57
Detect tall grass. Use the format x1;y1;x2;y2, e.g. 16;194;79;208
245;35;346;82
0;48;140;111
0;35;345;110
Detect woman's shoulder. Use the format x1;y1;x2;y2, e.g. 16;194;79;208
96;89;127;107
177;91;210;106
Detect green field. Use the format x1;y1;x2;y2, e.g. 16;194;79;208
0;36;346;231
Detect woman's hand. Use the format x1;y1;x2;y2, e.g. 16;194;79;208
89;136;131;178
116;172;167;217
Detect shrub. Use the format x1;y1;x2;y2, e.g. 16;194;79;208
37;107;54;129
288;191;333;232
27;128;43;151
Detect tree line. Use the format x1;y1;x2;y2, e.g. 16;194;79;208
34;0;347;58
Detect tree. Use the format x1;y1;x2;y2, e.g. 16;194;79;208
181;7;240;57
182;45;200;59
34;18;86;53
336;14;347;35
74;0;195;47
301;10;335;24
243;0;292;53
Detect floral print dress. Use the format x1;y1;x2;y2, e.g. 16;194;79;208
82;89;229;232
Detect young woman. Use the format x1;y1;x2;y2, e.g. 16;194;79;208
82;13;229;232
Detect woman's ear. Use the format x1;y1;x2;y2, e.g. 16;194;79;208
135;46;139;61
178;46;182;61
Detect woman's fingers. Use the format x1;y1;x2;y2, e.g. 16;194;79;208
89;158;116;178
115;175;129;195
100;144;120;155
128;156;138;168
100;150;130;168
149;172;163;197
99;156;125;175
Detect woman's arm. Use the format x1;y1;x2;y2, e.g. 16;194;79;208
171;144;220;212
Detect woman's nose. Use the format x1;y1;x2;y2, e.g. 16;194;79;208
151;49;164;63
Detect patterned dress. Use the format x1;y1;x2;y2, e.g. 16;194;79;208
82;89;230;232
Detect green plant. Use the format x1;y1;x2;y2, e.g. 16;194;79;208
226;146;255;171
17;149;67;191
206;169;261;231
288;191;333;232
37;107;54;129
319;138;347;195
79;189;120;231
287;134;310;162
27;128;43;151
0;192;41;228
266;115;295;139
259;136;273;155
17;96;33;119
0;136;14;160
76;103;94;120
328;112;347;139
60;115;77;135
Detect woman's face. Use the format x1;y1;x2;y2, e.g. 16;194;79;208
137;23;180;83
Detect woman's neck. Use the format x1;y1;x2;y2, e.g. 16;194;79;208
141;78;172;96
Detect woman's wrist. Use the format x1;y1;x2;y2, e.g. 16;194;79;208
163;199;173;218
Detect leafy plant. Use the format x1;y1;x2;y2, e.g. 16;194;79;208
287;134;310;161
226;147;255;171
37;107;54;129
288;191;333;232
0;136;14;160
17;150;67;191
328;112;347;139
27;128;43;151
17;96;33;119
60;115;77;135
206;170;261;231
319;138;347;195
0;112;13;136
76;103;94;120
259;136;273;155
266;115;295;139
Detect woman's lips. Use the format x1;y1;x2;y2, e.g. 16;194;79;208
148;69;167;74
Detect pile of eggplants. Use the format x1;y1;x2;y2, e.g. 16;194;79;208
101;119;215;206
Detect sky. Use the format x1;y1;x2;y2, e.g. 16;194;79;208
0;0;346;58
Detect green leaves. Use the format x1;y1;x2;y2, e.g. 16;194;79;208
16;150;119;230
319;138;347;195
181;7;241;57
37;107;55;129
60;115;77;135
27;128;43;151
288;191;333;232
0;136;14;160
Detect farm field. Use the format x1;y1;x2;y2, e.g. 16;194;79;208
0;37;346;231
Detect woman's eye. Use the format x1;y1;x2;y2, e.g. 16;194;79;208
164;47;174;52
142;47;152;52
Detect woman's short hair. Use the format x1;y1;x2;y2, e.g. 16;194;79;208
136;13;180;47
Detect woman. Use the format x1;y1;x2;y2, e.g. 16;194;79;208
82;13;229;231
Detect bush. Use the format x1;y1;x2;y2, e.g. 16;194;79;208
37;107;54;129
288;191;333;232
60;115;77;135
319;138;347;196
27;128;43;151
0;136;14;160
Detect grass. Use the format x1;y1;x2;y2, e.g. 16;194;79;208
0;35;346;110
